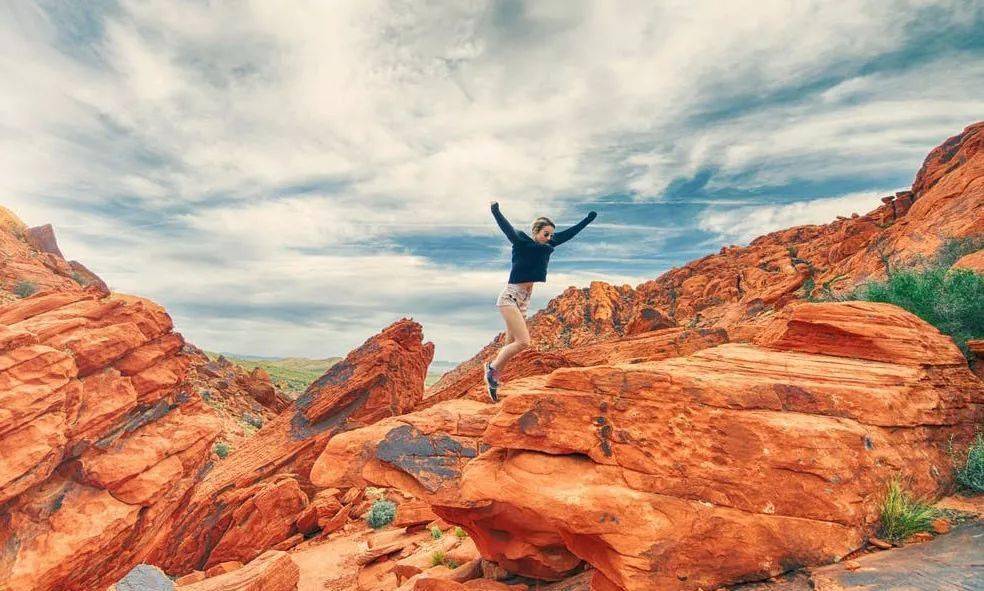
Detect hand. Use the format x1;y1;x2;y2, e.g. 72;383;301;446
489;200;498;207
588;211;597;219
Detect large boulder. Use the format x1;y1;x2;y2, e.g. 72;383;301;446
0;289;221;591
176;550;299;591
314;302;982;591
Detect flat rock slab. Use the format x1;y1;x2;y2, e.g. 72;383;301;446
811;522;984;590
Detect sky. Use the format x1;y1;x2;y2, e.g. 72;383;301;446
1;1;982;362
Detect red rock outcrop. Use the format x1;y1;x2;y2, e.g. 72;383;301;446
176;550;299;590
422;327;727;410
314;302;982;591
180;344;291;449
0;288;221;591
147;318;434;574
0;207;99;304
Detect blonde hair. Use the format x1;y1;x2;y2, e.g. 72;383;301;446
531;216;555;234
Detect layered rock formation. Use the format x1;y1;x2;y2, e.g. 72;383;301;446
148;318;434;574
314;302;983;591
0;289;222;591
0;207;106;304
182;344;291;448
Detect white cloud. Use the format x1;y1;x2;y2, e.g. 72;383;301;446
0;0;981;359
698;189;896;245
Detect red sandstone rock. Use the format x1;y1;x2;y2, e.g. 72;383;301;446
205;476;308;568
180;343;288;448
272;533;304;552
930;518;951;534
177;570;207;585
25;224;65;258
180;551;298;591
314;302;982;591
205;561;244;577
0;286;221;591
394;499;440;528
952;249;984;272
295;488;343;534
752;300;967;367
422;327;726;410
0;211;82;303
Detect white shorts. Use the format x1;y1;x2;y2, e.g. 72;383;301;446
495;283;532;316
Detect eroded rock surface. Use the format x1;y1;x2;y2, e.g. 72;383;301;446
315;302;982;591
0;290;221;591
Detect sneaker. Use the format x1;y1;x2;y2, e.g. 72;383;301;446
483;362;499;402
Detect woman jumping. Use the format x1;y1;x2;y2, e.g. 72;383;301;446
483;200;597;401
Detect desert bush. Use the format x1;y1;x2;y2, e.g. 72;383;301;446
213;442;230;459
366;499;397;529
13;280;37;298
955;433;984;493
430;526;443;539
454;526;467;539
931;236;984;268
878;477;939;543
243;413;263;429
430;550;446;567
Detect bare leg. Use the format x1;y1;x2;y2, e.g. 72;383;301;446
491;306;530;372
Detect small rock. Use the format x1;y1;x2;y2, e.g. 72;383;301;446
114;564;174;591
931;518;951;534
868;537;892;549
843;560;861;571
273;533;304;551
906;532;933;544
480;559;510;581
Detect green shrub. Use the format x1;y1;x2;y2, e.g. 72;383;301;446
445;559;459;570
366;499;397;529
13;281;37;298
454;526;467;539
430;526;443;539
878;477;939;543
213;442;230;459
931;236;984;269
855;267;983;357
243;413;263;429
955;433;984;493
430;550;446;567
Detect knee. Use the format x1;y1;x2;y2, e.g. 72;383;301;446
515;337;531;350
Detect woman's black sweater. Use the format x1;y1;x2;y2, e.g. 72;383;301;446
491;202;597;284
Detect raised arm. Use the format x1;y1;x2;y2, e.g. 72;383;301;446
490;201;518;244
549;211;597;246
